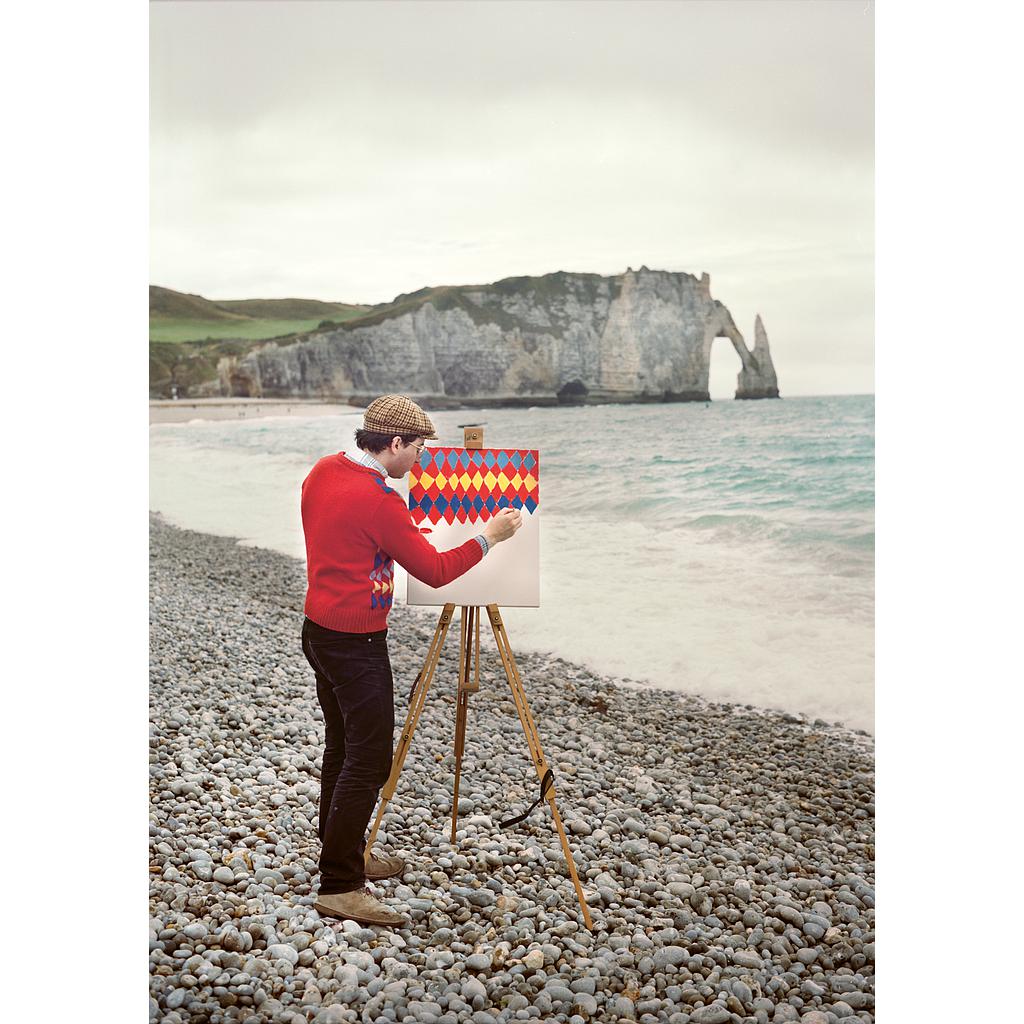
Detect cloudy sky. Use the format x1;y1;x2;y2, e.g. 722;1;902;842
151;0;873;396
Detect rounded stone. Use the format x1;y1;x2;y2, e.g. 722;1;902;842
266;944;300;966
689;1004;731;1024
522;949;545;970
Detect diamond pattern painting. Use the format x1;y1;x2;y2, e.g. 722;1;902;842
406;447;540;607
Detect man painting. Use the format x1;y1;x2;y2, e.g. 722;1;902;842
300;394;522;925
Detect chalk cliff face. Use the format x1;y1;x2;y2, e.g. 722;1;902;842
215;268;779;403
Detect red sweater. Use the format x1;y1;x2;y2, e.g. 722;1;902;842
301;453;483;632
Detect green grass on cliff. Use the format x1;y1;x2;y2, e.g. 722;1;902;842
215;297;368;320
150;285;369;342
149;273;617;346
149;317;351;343
336;271;621;335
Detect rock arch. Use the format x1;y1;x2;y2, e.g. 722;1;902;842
703;307;780;399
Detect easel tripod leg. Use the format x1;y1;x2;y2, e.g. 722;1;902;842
451;606;474;842
486;605;595;932
365;603;456;862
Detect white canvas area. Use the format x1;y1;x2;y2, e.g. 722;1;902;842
406;508;540;607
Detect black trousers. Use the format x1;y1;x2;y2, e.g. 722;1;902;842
300;617;395;895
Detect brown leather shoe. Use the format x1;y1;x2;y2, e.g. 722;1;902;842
314;887;408;927
365;852;406;881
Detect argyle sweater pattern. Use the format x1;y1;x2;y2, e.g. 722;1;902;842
301;453;483;633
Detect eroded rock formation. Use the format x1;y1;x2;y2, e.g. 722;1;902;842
214;268;779;404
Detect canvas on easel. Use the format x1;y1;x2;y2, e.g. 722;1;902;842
406;447;540;607
366;432;594;930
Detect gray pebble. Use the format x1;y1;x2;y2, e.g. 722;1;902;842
732;950;763;970
690;1004;731;1024
654;945;688;970
462;977;487;1002
164;988;187;1010
266;944;300;965
574;993;598;1016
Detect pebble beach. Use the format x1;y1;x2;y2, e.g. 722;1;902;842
149;514;875;1024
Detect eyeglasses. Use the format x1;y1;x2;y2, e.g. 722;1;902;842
407;441;427;457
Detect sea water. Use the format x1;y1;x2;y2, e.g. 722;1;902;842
149;395;874;732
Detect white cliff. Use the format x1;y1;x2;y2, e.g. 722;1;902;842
216;268;780;404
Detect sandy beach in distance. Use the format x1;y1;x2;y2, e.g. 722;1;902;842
150;398;362;425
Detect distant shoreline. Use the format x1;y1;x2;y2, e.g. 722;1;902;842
150;392;873;425
149;398;362;424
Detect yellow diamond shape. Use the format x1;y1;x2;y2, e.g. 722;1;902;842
496;471;510;489
522;473;537;492
484;471;497;489
459;472;472;489
471;471;484;489
419;472;434;490
510;473;523;489
448;472;460;489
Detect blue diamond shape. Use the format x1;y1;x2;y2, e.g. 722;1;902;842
458;451;470;468
484;452;496;468
497;451;510;469
510;452;522;469
524;496;537;514
484;496;497;512
472;496;484;512
497;495;510;508
523;453;536;470
470;451;485;469
435;495;449;513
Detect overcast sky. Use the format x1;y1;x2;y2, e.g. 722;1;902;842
151;0;873;396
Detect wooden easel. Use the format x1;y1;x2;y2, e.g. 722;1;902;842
364;426;595;931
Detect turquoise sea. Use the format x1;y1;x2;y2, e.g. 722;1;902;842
150;395;874;732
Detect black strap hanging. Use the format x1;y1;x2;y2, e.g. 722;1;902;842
408;670;422;703
499;768;555;829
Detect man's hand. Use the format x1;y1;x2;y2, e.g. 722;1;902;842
483;507;523;546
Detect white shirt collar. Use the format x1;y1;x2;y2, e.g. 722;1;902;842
345;448;388;477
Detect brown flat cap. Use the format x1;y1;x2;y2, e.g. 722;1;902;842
363;394;438;439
